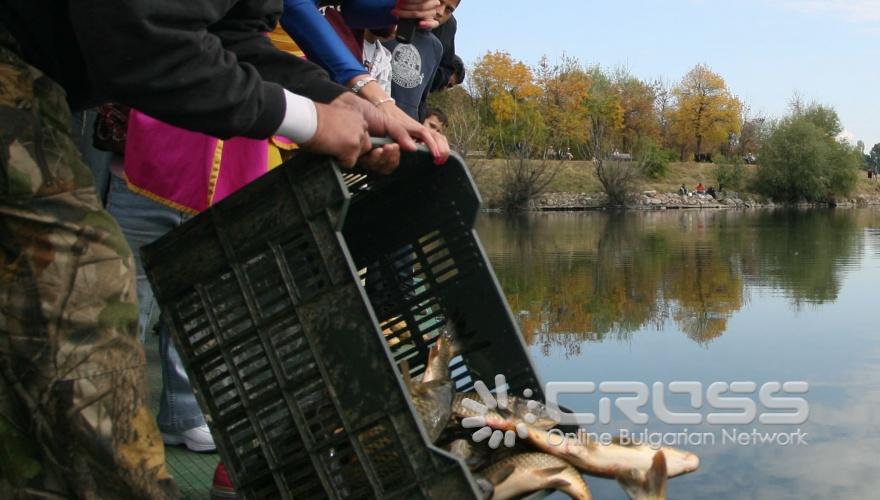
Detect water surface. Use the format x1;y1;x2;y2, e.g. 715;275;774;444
476;209;880;500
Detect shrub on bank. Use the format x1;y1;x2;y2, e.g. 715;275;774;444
756;108;860;203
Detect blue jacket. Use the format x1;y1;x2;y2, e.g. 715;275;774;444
281;0;397;85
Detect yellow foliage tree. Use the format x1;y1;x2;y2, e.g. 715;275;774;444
671;64;742;159
535;55;592;151
616;73;661;151
470;51;544;149
471;51;540;108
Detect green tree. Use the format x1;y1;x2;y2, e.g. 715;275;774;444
635;138;673;179
757;105;860;202
585;68;635;205
869;143;880;170
714;156;746;192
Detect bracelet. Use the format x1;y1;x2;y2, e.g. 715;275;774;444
351;77;377;94
373;97;396;108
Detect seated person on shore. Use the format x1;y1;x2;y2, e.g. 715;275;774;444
423;107;448;133
695;183;706;195
679;184;689;196
707;186;717;199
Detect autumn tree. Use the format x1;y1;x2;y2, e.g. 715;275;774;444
534;55;591;154
426;84;490;178
583;67;636;205
470;51;544;151
471;51;558;210
670;64;742;160
614;70;661;152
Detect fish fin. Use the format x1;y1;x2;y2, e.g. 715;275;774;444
646;451;668;497
545;479;573;490
474;476;494;500
615;468;645;499
616;453;668;500
535;465;569;477
559;467;592;500
488;464;516;485
425;340;441;367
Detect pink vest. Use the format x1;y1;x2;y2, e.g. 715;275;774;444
123;110;295;214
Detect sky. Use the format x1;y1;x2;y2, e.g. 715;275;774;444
452;0;879;150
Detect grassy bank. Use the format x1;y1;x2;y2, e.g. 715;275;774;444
469;159;880;207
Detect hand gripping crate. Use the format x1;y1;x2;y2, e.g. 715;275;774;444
142;147;548;499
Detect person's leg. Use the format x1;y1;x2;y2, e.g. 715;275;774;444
106;172;171;342
105;175;211;448
70;108;113;205
0;31;177;498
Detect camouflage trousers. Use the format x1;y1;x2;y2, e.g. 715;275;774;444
0;31;178;498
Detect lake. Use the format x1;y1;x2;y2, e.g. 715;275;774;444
476;209;880;500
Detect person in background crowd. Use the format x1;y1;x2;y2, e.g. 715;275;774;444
430;0;461;92
363;27;395;94
0;0;446;496
442;54;466;89
281;0;447;147
695;182;706;195
424;107;448;134
384;7;445;120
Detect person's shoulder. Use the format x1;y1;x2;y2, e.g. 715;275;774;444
425;32;443;53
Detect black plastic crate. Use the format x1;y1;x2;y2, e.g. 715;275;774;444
142;147;547;499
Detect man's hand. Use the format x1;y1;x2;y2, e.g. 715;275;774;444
302;99;370;168
359;142;401;175
393;0;442;30
334;92;450;165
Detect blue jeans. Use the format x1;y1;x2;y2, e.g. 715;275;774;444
70;109;112;205
106;173;206;433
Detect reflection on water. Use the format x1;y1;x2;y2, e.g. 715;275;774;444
480;210;865;353
476;209;880;500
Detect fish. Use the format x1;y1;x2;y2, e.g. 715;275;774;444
444;437;501;471
401;321;460;442
617;451;668;500
476;452;592;500
519;426;699;479
408;379;453;442
451;392;560;431
421;329;457;384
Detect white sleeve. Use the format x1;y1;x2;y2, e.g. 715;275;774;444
275;90;318;143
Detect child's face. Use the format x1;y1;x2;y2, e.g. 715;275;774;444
424;115;446;133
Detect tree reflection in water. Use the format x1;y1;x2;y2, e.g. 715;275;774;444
479;209;866;355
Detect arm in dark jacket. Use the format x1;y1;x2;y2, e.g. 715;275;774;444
68;0;345;140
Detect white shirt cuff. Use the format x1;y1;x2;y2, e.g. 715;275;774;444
275;90;318;143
